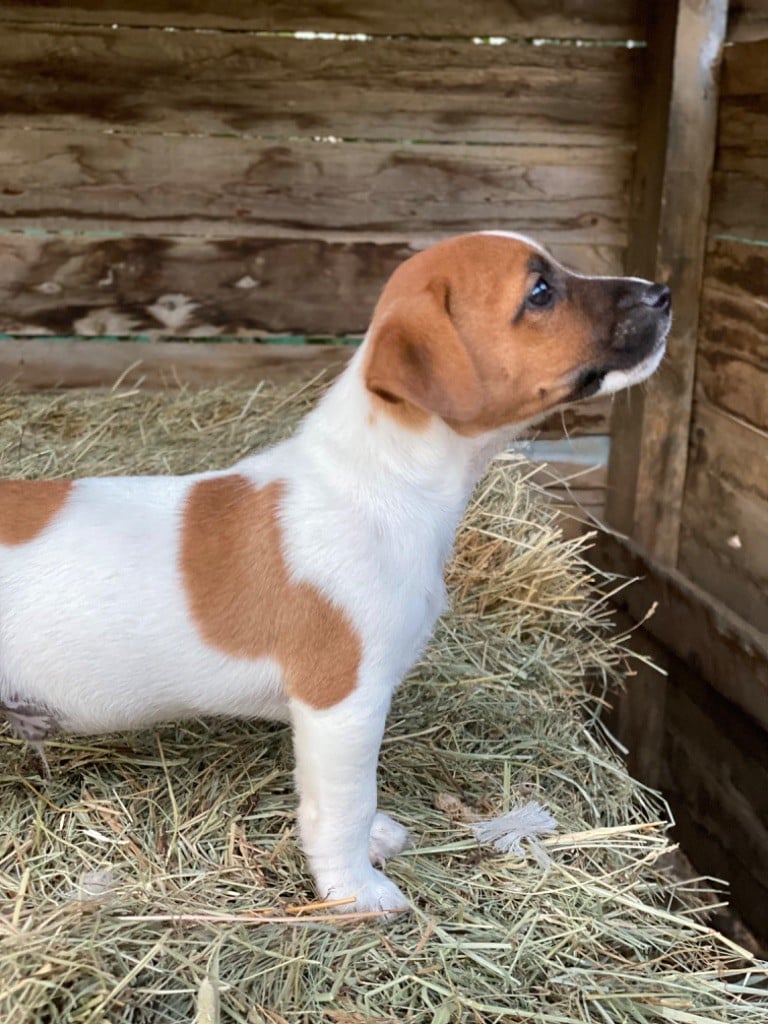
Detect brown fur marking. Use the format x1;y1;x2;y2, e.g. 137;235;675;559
180;475;361;710
0;480;73;546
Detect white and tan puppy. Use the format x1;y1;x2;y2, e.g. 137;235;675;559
0;233;670;914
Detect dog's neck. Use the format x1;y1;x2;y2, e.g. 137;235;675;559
293;347;519;552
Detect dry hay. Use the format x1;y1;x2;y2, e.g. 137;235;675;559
0;377;766;1024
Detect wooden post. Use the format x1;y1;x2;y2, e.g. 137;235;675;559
605;0;728;565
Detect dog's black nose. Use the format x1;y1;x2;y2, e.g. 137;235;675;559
641;283;671;314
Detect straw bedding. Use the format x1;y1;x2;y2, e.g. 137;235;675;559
0;378;766;1024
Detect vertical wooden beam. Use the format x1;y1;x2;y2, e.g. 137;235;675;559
605;0;728;565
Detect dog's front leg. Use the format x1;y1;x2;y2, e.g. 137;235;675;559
290;689;409;916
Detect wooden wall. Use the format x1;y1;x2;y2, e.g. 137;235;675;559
678;36;768;632
0;0;644;346
599;0;768;946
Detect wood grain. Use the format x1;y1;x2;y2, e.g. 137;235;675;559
605;0;728;564
594;528;768;731
0;233;625;340
0;340;352;390
0;234;413;338
0;132;633;244
696;238;768;432
601;609;669;789
599;534;768;944
728;0;768;41
679;401;768;632
0;1;647;39
0;26;640;147
604;0;679;538
661;664;768;944
709;39;768;241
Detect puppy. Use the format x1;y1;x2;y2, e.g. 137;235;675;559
0;232;670;913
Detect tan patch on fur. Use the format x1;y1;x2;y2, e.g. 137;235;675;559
180;474;361;710
0;480;73;546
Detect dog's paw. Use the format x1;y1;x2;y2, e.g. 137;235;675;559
320;869;410;918
368;811;412;867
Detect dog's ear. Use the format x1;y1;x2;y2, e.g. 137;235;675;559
364;282;483;423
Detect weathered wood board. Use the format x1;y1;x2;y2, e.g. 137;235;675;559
661;663;768;944
0;1;647;39
606;614;768;942
728;0;768;43
606;610;768;945
596;530;768;737
679;401;768;633
598;533;768;945
710;38;768;242
0;132;633;243
0;26;640;147
605;0;728;565
0;235;413;338
0;5;638;342
696;238;768;433
0;233;625;339
0;340;352;390
678;237;768;633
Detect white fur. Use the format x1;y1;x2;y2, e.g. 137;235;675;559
597;338;668;396
0;346;501;914
0;236;667;915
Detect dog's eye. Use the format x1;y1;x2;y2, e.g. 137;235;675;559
527;276;554;309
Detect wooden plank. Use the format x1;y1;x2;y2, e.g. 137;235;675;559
728;0;768;41
536;396;614;437
660;662;768;944
679;401;768;632
0;234;414;338
709;39;768;242
0;26;640;147
696;238;768;431
603;0;678;537
605;0;728;564
0;233;624;340
605;606;768;944
0;1;647;39
601;609;669;789
710;169;768;241
0;132;633;244
594;529;768;732
0;340;352;390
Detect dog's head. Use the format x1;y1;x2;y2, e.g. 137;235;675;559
364;232;670;434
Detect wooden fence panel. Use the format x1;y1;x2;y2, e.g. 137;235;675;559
604;0;727;564
0;26;640;147
728;0;768;41
0;5;640;343
709;38;768;242
0;132;633;243
696;238;768;433
679;402;768;632
0;234;624;339
0;1;647;39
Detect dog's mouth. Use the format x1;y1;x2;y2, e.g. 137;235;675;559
572;366;610;400
569;332;667;403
